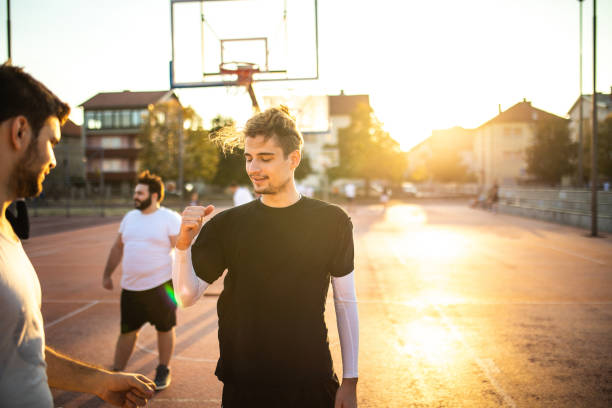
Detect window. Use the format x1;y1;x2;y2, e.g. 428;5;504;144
102;159;129;172
121;110;131;128
131;110;141;127
113;110;121;128
101;136;124;148
102;111;113;128
86;110;102;129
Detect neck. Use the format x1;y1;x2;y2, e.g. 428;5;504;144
261;180;301;208
141;203;159;214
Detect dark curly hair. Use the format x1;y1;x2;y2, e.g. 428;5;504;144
137;170;165;203
0;62;70;138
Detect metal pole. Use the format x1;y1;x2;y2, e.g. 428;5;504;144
6;0;11;62
590;0;598;236
578;0;584;186
178;107;184;199
100;147;105;217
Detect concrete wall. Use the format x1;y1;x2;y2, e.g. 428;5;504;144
499;187;612;232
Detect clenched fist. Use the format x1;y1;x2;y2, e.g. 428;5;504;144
176;205;215;250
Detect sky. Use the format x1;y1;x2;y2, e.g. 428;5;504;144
1;0;611;151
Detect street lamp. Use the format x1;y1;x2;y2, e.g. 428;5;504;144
590;0;598;237
578;0;584;187
83;146;105;217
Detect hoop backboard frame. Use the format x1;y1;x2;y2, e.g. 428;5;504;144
169;0;319;89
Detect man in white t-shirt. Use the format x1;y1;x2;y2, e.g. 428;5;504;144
102;171;181;391
229;182;254;206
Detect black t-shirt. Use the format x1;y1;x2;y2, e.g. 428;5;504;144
191;196;354;386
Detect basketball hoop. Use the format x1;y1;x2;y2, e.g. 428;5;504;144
219;62;260;86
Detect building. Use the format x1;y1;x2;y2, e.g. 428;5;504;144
567;89;612;144
80;90;180;194
262;92;370;190
406;126;476;182
42;119;85;197
474;99;567;187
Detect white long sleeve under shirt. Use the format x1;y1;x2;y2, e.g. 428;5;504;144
172;247;359;378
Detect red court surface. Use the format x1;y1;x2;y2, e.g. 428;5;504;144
24;210;344;407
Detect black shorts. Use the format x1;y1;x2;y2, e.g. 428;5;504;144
221;376;339;408
120;280;177;334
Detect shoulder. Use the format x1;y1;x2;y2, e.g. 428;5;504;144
122;209;139;222
158;207;182;226
159;206;181;218
209;200;258;225
301;197;350;222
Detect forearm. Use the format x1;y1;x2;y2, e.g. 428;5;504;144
46;346;109;395
332;272;359;380
172;248;209;307
103;245;122;277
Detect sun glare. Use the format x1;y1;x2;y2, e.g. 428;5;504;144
396;316;456;366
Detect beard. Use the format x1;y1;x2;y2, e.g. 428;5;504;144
10;140;45;198
252;175;291;195
134;195;152;211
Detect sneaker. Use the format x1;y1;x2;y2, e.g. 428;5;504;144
154;364;171;390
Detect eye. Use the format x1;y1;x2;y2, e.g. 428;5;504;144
261;159;271;162
245;158;252;163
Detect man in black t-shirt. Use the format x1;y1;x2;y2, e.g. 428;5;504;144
173;106;359;407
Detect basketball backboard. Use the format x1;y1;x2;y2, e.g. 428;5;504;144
170;0;319;89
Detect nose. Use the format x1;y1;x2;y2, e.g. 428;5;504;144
49;147;57;169
247;160;260;175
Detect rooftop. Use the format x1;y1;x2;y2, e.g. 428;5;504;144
480;100;567;128
329;93;370;116
81;90;178;110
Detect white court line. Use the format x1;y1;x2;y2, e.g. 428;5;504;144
27;249;59;258
536;244;606;265
435;305;517;408
44;301;99;329
151;398;221;403
390;248;517;407
43;298;218;304
44;299;118;304
353;299;612;306
135;341;217;363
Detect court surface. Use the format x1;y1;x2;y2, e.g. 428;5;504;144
25;201;612;407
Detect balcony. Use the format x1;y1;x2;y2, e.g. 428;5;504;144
85;147;139;159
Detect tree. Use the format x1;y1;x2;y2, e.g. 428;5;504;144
580;114;612;184
525;119;576;185
295;153;313;180
425;149;475;182
328;103;407;194
598;115;612;181
138;103;219;184
209;116;251;187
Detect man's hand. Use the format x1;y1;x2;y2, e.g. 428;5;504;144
176;205;215;250
335;378;357;408
102;276;114;290
95;371;155;408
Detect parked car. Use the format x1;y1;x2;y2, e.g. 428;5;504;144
401;182;418;197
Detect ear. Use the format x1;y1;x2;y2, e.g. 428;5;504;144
9;116;33;152
289;150;301;171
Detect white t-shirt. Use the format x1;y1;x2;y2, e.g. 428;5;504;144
119;207;182;291
0;233;53;407
345;184;356;199
233;187;254;207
